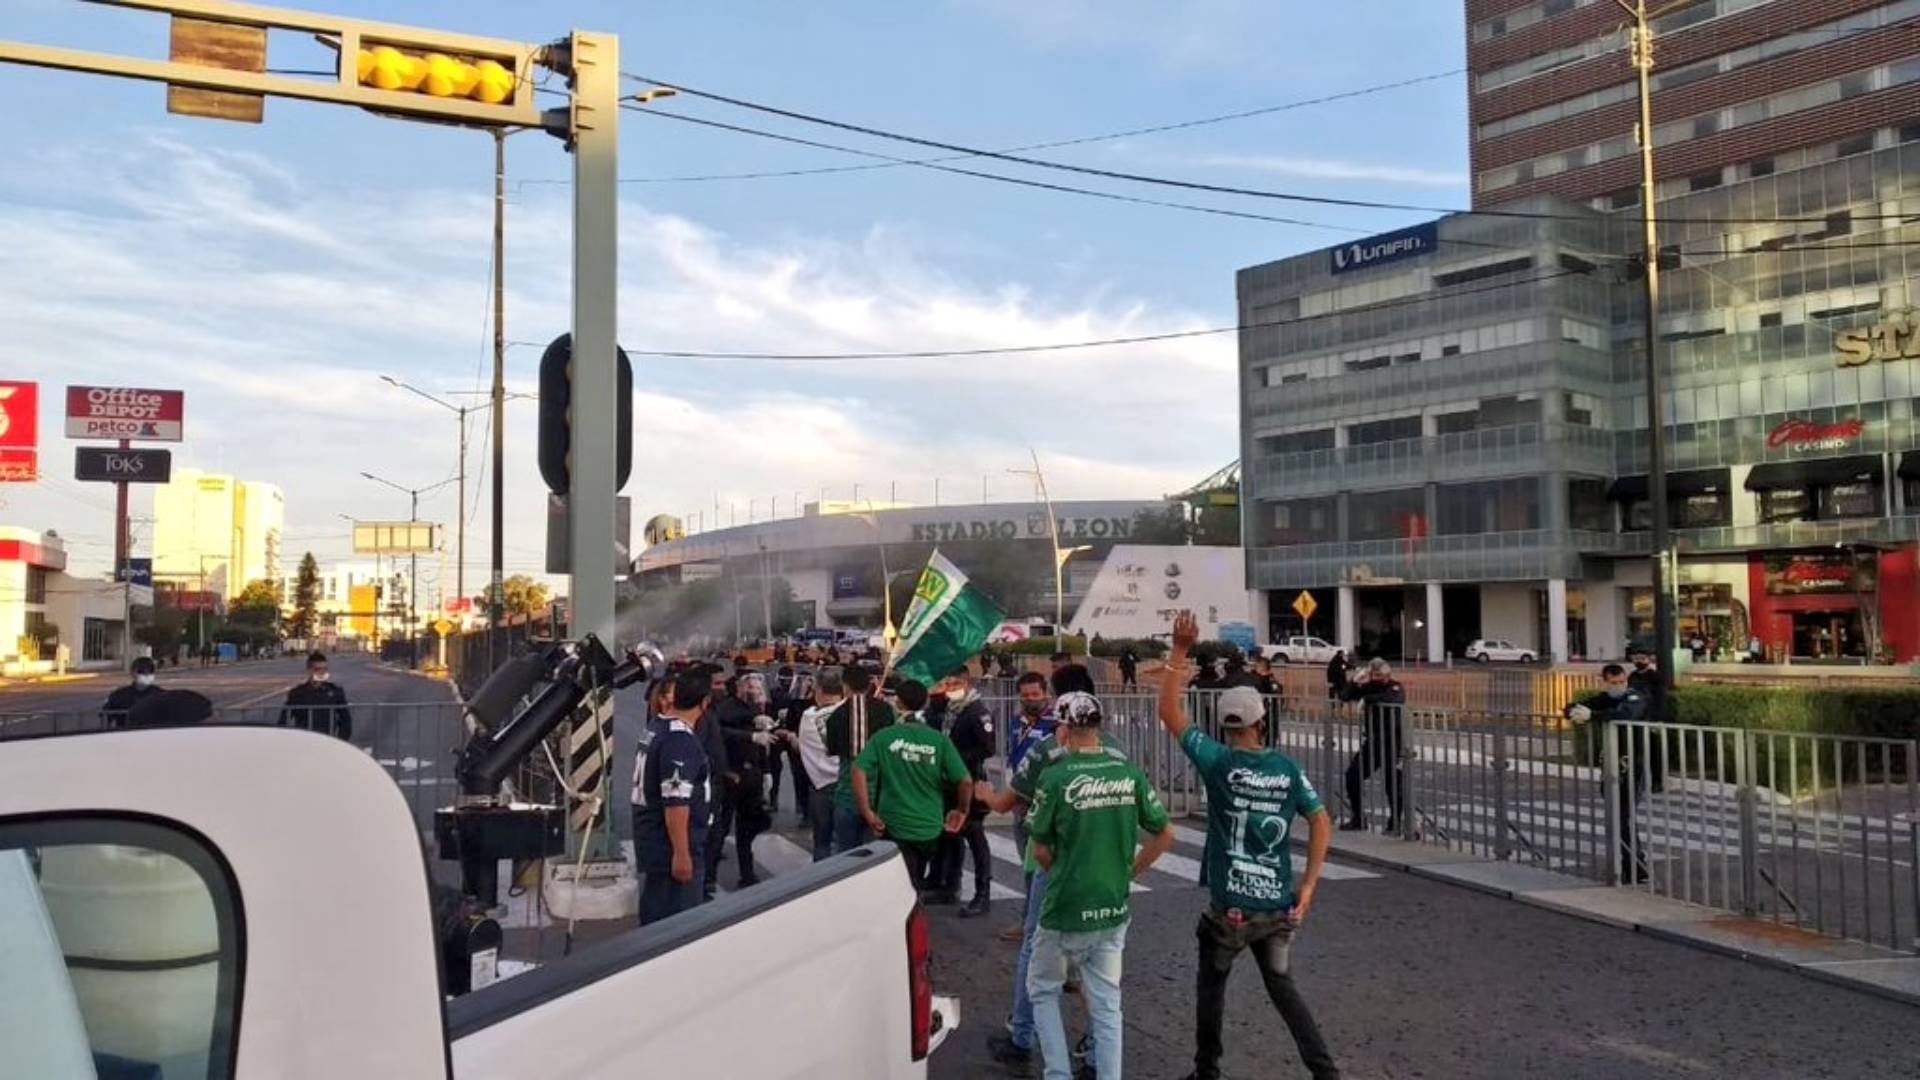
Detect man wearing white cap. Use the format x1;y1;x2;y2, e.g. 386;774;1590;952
1159;611;1340;1080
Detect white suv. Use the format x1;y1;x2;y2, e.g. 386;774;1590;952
1467;639;1536;663
1260;636;1346;665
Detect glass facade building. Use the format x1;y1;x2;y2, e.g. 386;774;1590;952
1240;135;1920;663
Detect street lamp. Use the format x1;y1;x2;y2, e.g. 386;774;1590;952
378;375;475;608
360;470;457;667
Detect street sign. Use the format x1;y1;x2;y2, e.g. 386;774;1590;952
65;386;185;442
167;15;265;123
433;618;454;637
1291;591;1318;622
353;521;438;554
75;446;173;483
0;381;38;481
118;558;153;587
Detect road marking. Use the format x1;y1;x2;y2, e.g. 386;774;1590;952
985;831;1147;893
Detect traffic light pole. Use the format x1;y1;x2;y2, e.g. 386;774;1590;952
490;127;508;670
562;30;620;654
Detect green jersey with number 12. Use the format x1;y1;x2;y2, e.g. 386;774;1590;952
1179;726;1323;911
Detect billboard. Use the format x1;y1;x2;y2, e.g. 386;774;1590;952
1068;545;1252;643
1330;222;1438;276
65;386;185;442
1075;545;1251;638
75;447;173;484
0;381;38;482
353;521;438;554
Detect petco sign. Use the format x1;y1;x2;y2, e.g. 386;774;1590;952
65;386;185;442
1330;222;1438;276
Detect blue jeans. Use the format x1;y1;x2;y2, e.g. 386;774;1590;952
809;787;838;861
638;869;703;925
1028;921;1127;1080
832;802;871;854
1008;867;1048;1050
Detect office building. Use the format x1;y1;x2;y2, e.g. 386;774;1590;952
1469;0;1920;208
152;468;284;600
1240;132;1920;663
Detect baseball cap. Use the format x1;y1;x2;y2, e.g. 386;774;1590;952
1217;686;1265;730
1055;691;1104;728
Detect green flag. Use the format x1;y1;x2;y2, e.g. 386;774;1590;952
891;549;1005;686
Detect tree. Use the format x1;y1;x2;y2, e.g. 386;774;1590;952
486;574;550;619
136;606;185;660
231;579;283;640
289;552;321;640
1130;505;1191;545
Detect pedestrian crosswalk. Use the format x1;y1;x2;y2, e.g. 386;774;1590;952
489;817;1380;930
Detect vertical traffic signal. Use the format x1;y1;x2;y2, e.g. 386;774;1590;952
537;333;632;497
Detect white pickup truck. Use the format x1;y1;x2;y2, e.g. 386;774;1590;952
0;726;955;1079
1259;636;1347;665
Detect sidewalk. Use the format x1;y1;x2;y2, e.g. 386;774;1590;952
1323;828;1920;1008
0;671;99;687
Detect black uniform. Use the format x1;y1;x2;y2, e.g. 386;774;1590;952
1325;653;1350;699
704;694;770;891
938;694;995;902
279;679;353;740
1340;676;1406;829
1117;650;1138;688
1572;686;1653;881
101;682;162;728
1627;663;1664;720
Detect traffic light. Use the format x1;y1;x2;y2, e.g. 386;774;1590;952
537;333;633;497
355;44;516;104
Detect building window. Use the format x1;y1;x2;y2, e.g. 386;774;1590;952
1569;479;1611;531
1748;157;1775;177
1688;169;1722;192
1837;134;1874;157
1437;478;1541;535
1345;356;1391;373
1433;257;1534;289
1347;415;1423;447
1349;488;1428;541
24;566;47;605
1268;497;1338;546
1258;428;1335;455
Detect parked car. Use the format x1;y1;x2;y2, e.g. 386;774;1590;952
1467;638;1536;663
1259;636;1347;665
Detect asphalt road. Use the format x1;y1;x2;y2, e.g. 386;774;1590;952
922;834;1920;1080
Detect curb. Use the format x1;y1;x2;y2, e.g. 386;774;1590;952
1317;834;1920;1011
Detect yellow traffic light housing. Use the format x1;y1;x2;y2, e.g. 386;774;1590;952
354;42;517;105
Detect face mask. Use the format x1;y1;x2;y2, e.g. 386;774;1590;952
134;674;156;689
1020;699;1046;718
1606;685;1628;698
311;671;330;683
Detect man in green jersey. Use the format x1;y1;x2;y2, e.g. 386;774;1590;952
853;678;972;889
1159;611;1339;1080
1025;690;1174;1080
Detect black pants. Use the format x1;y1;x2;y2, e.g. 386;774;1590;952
1618;769;1650;882
1343;735;1402;825
704;798;735;892
1194;908;1339;1080
939;815;992;899
704;796;767;890
898;838;942;889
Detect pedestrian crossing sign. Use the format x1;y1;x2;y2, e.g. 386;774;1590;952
1291;591;1317;621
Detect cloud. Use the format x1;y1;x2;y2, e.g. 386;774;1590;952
954;0;1265;67
2;134;1234;587
1188;153;1468;188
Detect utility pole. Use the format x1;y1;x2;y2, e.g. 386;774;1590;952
1009;450;1075;651
490;126;507;666
1619;0;1683;703
758;541;773;637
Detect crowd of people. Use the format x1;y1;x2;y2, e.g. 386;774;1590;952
627;620;1347;1080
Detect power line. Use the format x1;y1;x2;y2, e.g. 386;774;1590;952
618;69;1920;226
620;105;1360;233
621;265;1590;362
610;68;1465;185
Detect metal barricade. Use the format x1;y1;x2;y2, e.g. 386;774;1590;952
1614;721;1919;953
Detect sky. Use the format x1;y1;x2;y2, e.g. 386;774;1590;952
0;0;1469;597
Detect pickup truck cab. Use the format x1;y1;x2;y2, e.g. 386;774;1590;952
1260;636;1346;665
1467;638;1537;663
0;727;954;1078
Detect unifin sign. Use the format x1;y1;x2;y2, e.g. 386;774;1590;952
1330;222;1438;275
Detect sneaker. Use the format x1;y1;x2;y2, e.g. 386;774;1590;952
959;894;992;918
986;1033;1034;1077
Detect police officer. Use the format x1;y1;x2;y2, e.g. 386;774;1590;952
279;651;353;741
102;656;162;728
1339;658;1405;833
1567;663;1652;883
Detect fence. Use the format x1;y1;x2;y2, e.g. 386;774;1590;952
979;688;1919;954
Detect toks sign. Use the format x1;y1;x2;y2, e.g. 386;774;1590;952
0;381;38;482
65;386;185;442
75;447;174;484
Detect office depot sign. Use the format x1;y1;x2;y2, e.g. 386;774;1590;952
65;386;185;442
